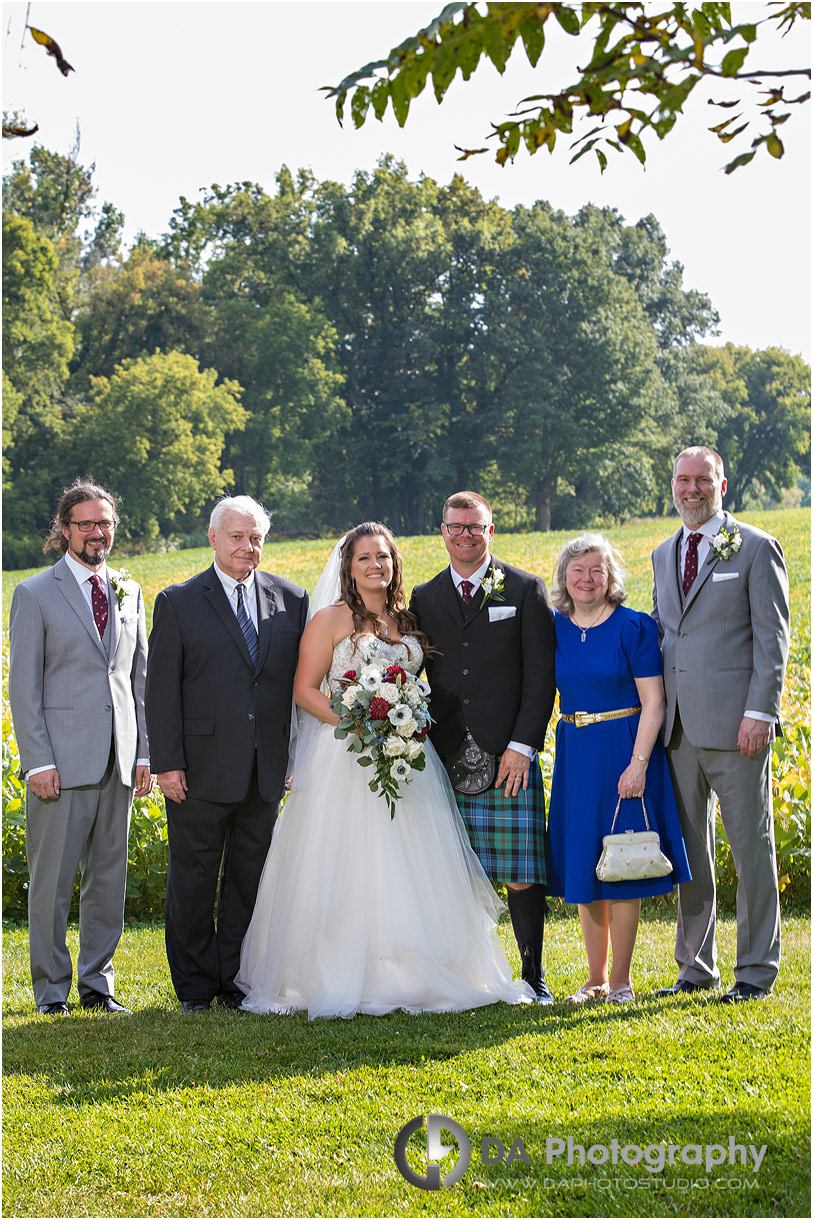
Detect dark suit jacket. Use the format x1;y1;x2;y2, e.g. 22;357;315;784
146;566;308;804
409;559;556;758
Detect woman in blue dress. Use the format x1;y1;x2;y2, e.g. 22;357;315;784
546;534;691;1005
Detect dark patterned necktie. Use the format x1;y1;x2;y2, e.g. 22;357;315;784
90;574;108;636
459;580;474;606
236;583;259;666
682;532;703;597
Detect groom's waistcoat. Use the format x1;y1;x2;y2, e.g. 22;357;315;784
410;560;555;758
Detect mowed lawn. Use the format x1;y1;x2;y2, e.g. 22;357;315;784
2;915;810;1218
2;509;810;1217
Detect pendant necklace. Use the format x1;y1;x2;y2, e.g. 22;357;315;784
575;603;608;643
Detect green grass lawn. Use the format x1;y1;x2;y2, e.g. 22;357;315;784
3;913;809;1218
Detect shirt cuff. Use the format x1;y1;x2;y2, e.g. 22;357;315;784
506;740;535;759
744;711;775;724
136;758;150;768
26;765;56;779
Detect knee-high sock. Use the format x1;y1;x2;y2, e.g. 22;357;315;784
506;884;547;982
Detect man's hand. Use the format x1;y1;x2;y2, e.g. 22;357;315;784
495;748;530;798
28;768;60;800
134;766;154;797
157;769;188;803
737;716;772;758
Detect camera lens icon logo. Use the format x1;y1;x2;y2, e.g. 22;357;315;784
393;1113;472;1190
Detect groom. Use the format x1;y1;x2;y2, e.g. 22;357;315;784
410;491;556;1001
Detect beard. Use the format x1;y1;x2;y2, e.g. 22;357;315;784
673;490;720;526
78;541;110;566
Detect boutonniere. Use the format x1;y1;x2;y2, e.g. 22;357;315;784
109;568;133;609
710;525;743;562
480;566;506;608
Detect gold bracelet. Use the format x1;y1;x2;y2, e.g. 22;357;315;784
633;753;649;764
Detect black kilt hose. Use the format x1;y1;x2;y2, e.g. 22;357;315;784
410;559;556;885
455;755;548;884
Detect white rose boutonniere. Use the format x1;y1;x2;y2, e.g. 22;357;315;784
710;525;743;562
109;568;133;610
480;566;506;609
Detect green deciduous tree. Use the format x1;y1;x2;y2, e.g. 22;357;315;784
70;351;246;545
327;1;810;173
2;213;74;564
70;249;206;390
693;343;811;509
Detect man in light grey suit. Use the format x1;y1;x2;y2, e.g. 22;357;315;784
9;480;152;1016
652;446;789;1003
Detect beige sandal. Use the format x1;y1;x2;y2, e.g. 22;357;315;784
606;986;635;1004
565;982;610;1003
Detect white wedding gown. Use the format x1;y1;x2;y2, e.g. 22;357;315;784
237;634;532;1018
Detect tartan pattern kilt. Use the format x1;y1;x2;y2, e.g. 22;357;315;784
454;754;548;884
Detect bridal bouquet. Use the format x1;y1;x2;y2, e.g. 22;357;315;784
330;654;432;817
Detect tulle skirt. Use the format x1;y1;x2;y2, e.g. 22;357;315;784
236;725;531;1018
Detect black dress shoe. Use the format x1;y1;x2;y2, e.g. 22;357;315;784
654;979;715;997
181;1000;212;1013
38;1001;69;1016
80;991;132;1014
720;982;771;1004
216;991;245;1010
530;975;555;1005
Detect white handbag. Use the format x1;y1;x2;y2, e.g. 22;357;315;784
596;797;673;882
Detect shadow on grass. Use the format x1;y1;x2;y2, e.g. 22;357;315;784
2;988;732;1104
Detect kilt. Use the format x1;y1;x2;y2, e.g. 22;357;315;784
454;754;548;884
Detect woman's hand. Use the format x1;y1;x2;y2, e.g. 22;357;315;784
618;757;647;800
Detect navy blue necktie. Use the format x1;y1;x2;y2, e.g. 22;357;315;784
236;583;259;667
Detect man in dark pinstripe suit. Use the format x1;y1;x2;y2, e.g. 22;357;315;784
145;496;308;1012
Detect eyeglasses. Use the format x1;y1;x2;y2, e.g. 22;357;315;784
443;522;489;537
68;519;116;533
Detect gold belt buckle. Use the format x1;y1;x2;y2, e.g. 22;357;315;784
574;711;597;728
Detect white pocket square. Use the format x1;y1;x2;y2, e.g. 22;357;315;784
712;571;740;582
488;605;516;621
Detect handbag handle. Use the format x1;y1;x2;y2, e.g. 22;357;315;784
608;795;652;834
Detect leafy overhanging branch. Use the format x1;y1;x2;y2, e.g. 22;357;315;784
323;2;811;172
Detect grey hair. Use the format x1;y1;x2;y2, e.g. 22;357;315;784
672;446;725;478
551;532;627;615
209;496;270;536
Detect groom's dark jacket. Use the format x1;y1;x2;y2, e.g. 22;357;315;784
145;566;308;804
410;559;555;759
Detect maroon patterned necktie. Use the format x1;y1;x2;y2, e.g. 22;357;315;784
682;532;702;597
90;573;108;636
459;580;474;606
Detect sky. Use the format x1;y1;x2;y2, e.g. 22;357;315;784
2;0;811;360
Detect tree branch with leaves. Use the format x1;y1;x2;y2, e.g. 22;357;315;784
325;1;810;173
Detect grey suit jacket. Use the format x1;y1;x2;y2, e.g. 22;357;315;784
8;555;149;787
652;512;790;750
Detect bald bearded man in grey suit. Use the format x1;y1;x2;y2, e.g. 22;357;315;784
652;446;789;1004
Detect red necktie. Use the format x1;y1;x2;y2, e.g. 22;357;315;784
682;533;702;597
459;580;474;606
90;573;108;636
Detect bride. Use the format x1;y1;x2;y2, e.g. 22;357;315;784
236;522;532;1018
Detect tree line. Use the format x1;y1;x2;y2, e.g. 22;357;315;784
3;144;809;567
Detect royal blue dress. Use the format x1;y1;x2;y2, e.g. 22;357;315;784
546;606;691;903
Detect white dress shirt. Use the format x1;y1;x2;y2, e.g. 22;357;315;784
213;563;259;630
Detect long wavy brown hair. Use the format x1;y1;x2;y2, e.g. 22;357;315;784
338;522;432;656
